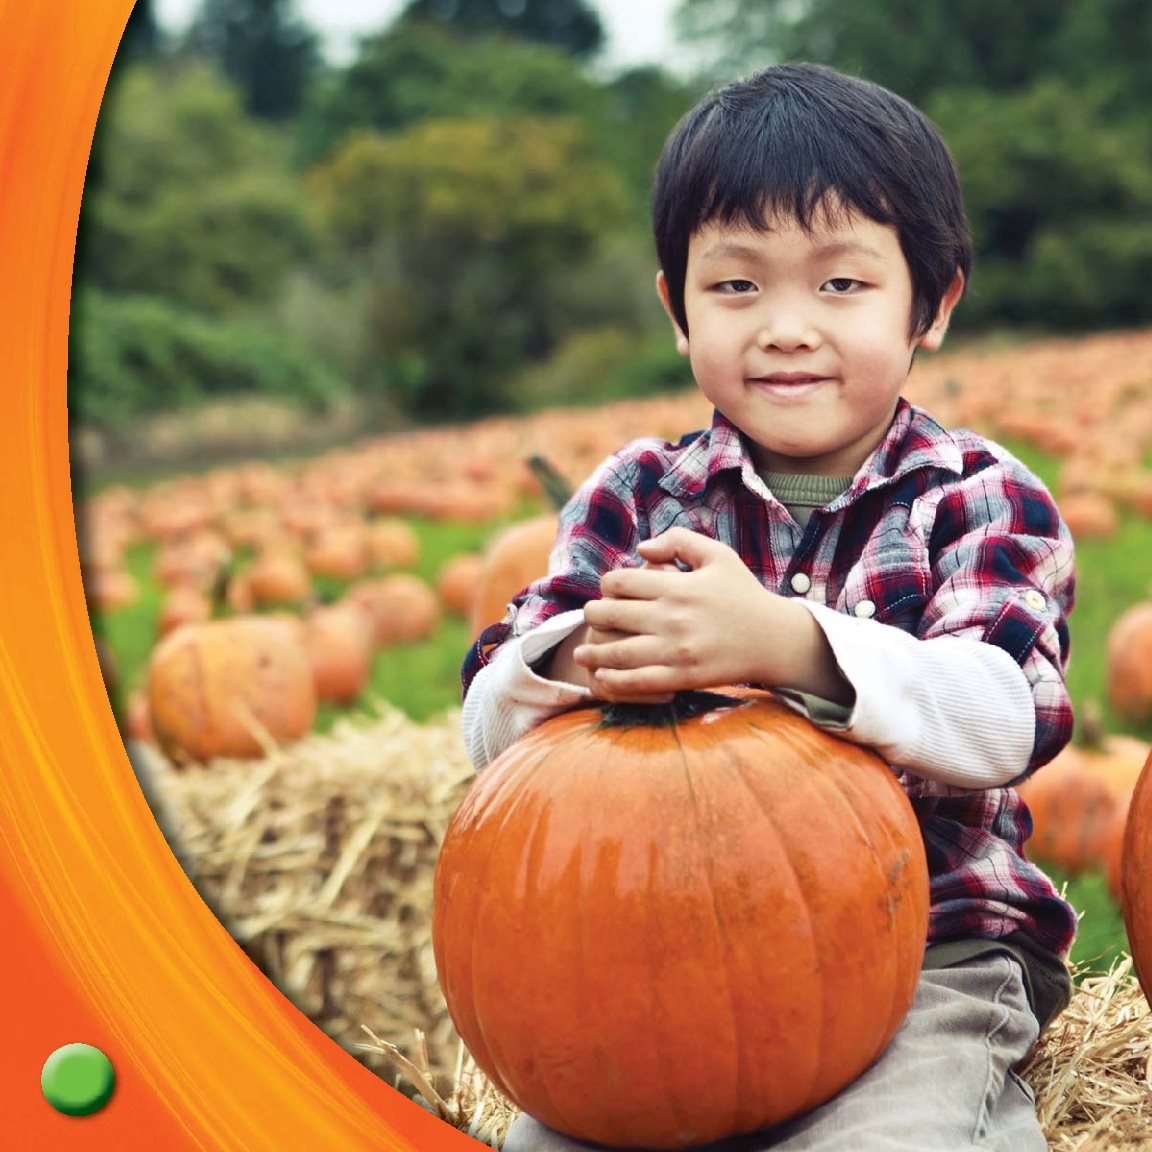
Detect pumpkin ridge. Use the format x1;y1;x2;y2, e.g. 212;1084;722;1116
490;722;619;1137
440;736;539;1102
700;733;774;1134
786;736;918;1070
666;708;741;1140
726;729;825;1118
466;736;566;1109
738;712;914;1105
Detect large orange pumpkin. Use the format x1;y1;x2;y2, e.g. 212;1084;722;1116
1120;744;1152;1004
432;691;929;1149
147;615;316;764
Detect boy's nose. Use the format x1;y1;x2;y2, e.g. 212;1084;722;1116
756;315;819;351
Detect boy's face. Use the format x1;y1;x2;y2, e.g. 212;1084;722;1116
658;206;963;477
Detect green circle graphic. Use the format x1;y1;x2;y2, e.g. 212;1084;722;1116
41;1043;116;1116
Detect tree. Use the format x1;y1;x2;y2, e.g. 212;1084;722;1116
929;80;1152;331
184;0;321;121
597;66;706;212
398;0;603;59
71;63;337;432
76;64;314;314
307;115;630;418
672;0;1152;114
296;23;608;167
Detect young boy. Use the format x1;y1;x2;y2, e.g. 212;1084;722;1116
459;62;1077;1151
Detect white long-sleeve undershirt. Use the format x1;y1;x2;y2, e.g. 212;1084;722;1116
460;604;1036;793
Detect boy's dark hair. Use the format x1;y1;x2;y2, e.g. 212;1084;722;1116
652;63;972;340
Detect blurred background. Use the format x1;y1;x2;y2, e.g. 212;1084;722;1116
70;0;1152;478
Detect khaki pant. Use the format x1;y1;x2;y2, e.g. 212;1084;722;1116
503;953;1044;1152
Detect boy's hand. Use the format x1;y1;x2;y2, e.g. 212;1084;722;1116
576;528;780;699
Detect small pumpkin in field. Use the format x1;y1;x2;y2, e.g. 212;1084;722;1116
245;548;312;608
1017;706;1148;876
364;517;421;571
1106;600;1152;725
155;584;214;638
83;565;139;613
346;573;440;646
147;615;316;764
305;522;369;582
435;551;486;618
300;600;375;706
1120;744;1152;1004
469;454;571;635
122;687;154;744
469;514;558;634
1057;490;1119;541
433;690;929;1150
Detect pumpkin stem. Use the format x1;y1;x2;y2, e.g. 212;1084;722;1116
1074;698;1106;750
526;454;573;512
596;689;744;729
208;551;239;618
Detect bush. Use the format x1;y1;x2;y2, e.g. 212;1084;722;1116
510;328;693;412
69;290;346;431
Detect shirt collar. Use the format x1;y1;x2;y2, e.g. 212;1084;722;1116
658;397;965;502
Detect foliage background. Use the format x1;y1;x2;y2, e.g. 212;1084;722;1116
71;0;1152;456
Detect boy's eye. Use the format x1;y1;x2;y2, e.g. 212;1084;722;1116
823;278;861;294
717;279;757;294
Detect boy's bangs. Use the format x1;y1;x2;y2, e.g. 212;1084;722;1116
689;107;897;236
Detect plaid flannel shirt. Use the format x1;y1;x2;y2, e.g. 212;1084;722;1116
461;397;1079;957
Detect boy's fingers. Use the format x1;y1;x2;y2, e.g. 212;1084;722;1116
636;527;722;570
592;666;682;701
576;633;665;672
599;565;677;599
583;597;658;633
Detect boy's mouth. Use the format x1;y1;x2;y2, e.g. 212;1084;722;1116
757;372;827;384
750;373;832;397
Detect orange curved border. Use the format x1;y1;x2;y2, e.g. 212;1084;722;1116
0;5;474;1148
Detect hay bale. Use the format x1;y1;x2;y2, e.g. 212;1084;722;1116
144;711;1152;1149
1023;955;1152;1150
142;701;475;1082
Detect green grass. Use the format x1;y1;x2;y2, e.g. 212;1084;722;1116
94;438;1152;976
1055;869;1130;972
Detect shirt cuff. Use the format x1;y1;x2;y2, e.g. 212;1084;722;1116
786;600;1036;790
461;610;591;769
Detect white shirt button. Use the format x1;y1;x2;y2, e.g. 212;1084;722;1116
790;572;812;595
1023;590;1046;611
853;599;877;619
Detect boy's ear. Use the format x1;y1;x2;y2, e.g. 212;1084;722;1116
916;268;966;353
655;270;690;356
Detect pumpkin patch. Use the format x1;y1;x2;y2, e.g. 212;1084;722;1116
74;329;1152;1151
